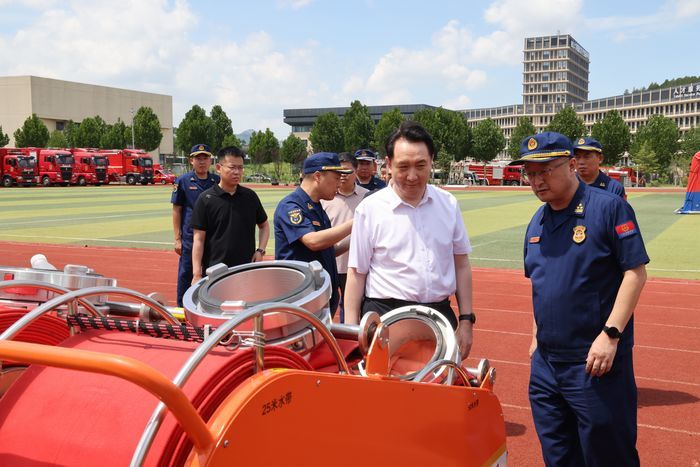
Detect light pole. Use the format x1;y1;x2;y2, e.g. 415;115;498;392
130;108;136;149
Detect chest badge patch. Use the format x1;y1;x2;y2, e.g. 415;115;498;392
573;225;586;244
288;209;303;225
574;202;584;215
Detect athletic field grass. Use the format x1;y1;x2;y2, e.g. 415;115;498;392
0;185;697;280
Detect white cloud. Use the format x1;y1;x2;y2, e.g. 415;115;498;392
276;0;314;10
0;0;328;138
342;20;491;109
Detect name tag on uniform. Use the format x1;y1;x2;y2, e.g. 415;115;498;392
189;186;198;190
311;220;321;226
529;236;540;243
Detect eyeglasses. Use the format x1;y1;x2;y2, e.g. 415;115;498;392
523;159;570;183
220;164;244;172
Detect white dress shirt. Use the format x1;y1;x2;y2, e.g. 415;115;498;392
348;183;471;302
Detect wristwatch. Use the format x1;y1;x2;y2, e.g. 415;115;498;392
255;248;265;255
458;313;476;325
603;325;622;339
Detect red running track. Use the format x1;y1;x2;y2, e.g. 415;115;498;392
1;241;699;465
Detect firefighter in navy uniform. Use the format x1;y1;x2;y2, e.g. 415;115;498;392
273;152;353;315
574;136;626;199
514;132;649;466
171;144;219;307
354;149;387;191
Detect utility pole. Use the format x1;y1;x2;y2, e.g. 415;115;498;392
130;108;136;149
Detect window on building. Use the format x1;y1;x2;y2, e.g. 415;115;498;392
56;121;65;131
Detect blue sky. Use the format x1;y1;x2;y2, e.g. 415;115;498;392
1;0;699;139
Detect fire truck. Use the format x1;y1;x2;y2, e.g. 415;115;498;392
602;167;643;187
100;149;154;185
450;162;525;186
0;148;37;187
20;148;76;186
71;149;109;186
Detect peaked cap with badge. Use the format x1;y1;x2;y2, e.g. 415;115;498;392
509;131;573;165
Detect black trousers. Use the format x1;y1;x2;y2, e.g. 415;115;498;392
361;296;457;330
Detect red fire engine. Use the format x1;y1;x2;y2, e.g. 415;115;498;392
71;149;110;186
100;149;154;185
0;148;37;187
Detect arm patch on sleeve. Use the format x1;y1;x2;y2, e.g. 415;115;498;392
615;221;637;238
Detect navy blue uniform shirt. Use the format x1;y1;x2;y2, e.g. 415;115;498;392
586;170;626;198
274;187;339;312
523;181;649;361
171;171;219;245
357;176;386;191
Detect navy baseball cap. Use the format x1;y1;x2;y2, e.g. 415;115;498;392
574;137;603;153
509;131;573;165
354;149;377;161
190;144;212;157
303;152;353;174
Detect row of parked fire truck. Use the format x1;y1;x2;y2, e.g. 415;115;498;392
0;148;175;187
448;162;641;187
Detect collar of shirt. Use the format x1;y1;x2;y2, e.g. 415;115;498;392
212;183;240;197
592;170;611;188
541;181;588;228
386;182;433;210
336;185;362;198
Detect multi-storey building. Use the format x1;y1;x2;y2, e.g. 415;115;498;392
284;34;699;159
523;34;589;107
0;75;173;154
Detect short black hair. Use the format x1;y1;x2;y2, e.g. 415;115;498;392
217;146;245;163
385;121;435;160
337;151;358;169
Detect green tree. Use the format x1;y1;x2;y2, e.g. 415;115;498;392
373;108;404;156
210;105;233;154
680;126;700;161
133;106;162;151
0;125;9;147
281;134;308;167
507;117;537;160
47;130;68;148
590;110;631;165
472;118;506;162
100;119;128;149
413;107;471;160
630;141;661;176
342;100;375;152
222;133;243;149
63;120;79;147
74;116;106;148
13;114;50;148
630;114;680;173
309;112;344;153
546;106;586;142
176;105;214;154
248;128;280;165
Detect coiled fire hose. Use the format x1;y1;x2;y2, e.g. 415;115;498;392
0;329;313;466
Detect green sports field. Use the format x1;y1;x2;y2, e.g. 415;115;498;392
0;185;697;280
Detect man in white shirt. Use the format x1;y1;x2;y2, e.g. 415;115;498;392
345;121;475;359
321;152;369;322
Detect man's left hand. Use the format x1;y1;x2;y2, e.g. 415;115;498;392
456;323;473;360
251;250;264;262
585;332;618;377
